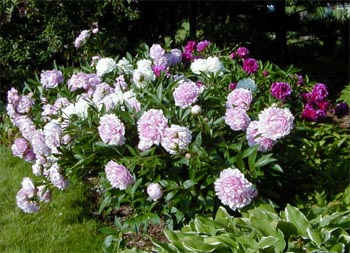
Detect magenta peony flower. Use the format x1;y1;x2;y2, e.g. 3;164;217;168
242;58;259;74
147;183;163;201
246;121;276;152
310;83;329;103
40;70;64;89
152;65;167;77
236;47;250;58
105;160;134;190
226;88;253;110
161;124;192;154
224;107;251;131
271;82;292;100
98;114;125;146
214;168;258;211
137;109;168;150
258;107;294;141
184;40;197;53
173;80;200;108
196;40;210;52
301;102;326;122
228;83;237;90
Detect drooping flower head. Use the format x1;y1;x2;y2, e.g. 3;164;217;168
173;80;201;109
214;168;258;211
40;70;64;89
98;114;126;146
242;58;259;74
270;82;292;100
258;107;294;141
161;124;192;154
226;88;253;110
105;160;134;190
137;109;168;150
147;183;163;201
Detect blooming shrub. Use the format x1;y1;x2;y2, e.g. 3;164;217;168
5;39;349;249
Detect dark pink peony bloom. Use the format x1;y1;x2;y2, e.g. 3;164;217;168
271;82;292;100
236;47;250;58
242;58;259;74
310;83;328;103
196;40;210;52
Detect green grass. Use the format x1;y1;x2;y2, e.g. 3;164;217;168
0;146;106;253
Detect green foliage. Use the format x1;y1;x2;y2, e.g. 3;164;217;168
154;188;350;253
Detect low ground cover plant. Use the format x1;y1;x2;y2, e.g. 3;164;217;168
4;33;349;251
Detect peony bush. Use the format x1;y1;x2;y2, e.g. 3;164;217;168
5;37;349;251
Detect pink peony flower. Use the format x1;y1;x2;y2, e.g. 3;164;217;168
43;121;62;152
246;121;276;152
7;87;20;105
214;168;258;211
258;107;294;141
224;107;251;131
98;114;125;146
173;80;200;108
74;29;91;48
196;40;210;52
40;70;64;89
11;137;29;158
226;88;253;110
242;58;259;74
16;94;34;114
147;183;163;201
45;163;69;190
270;82;292;100
161;124;192;154
16;177;40;213
236;47;250;58
37;185;51;202
23;149;36;162
105;160;134;190
31;130;51;156
137;109;168;150
67;72;101;92
150;44;165;60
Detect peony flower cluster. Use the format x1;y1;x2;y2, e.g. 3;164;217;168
40;70;64;89
105;160;134;190
98;114;125;146
173;80;201;109
271;81;292;100
16;177;51;213
214;168;258;211
190;56;224;76
147;183;163;201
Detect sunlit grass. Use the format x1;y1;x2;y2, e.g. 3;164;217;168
0;146;105;253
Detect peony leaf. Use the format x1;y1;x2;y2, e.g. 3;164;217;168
285;204;310;237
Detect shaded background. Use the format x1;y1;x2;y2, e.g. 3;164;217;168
1;0;349;103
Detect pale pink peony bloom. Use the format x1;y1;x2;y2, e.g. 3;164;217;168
12;116;36;140
7;87;20;105
214;168;258;211
137;109;168;150
32;155;47;176
74;29;91;48
11;137;29;158
258;107;294;141
16;177;40;213
37;185;51;202
43;121;62;153
40;70;64;89
173;80;200;109
150;44;165;60
224;107;251;131
98;114;125;146
31;130;51;156
226;88;253;110
45;163;69;190
105;161;134;190
246;121;276;152
92;83;114;104
161;124;192;154
67;72;101;92
147;183;163;201
16;93;34;114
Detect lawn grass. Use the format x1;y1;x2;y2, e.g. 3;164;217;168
0;146;106;253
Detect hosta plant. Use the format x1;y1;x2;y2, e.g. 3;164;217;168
153;186;350;253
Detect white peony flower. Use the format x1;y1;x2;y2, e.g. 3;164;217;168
96;57;117;76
